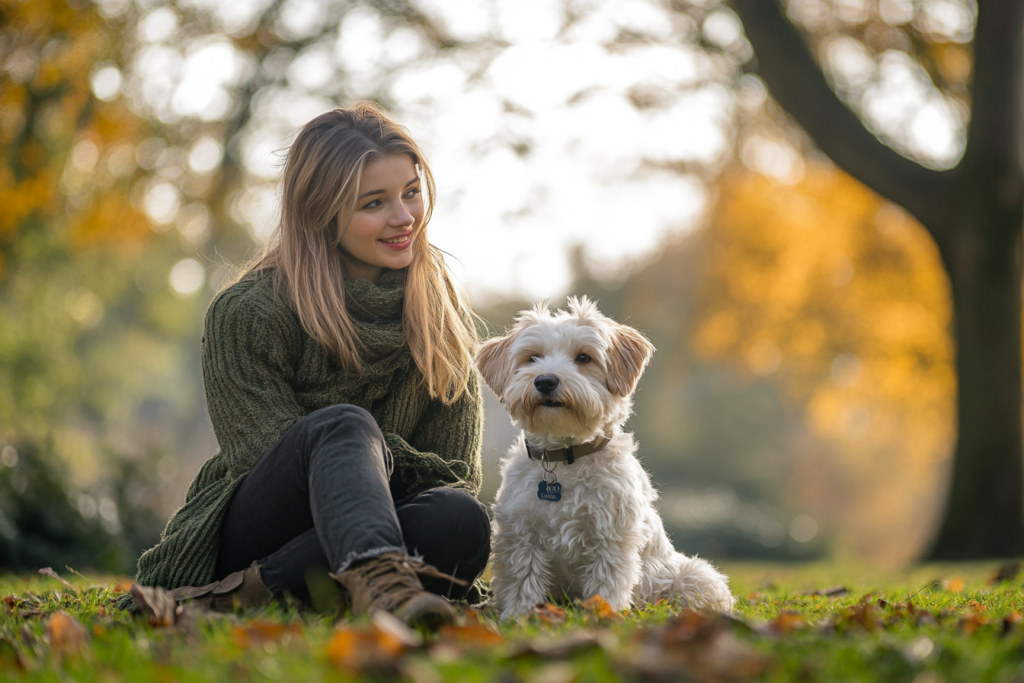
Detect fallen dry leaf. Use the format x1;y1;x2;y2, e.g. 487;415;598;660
437;621;505;648
2;595;20;614
38;568;75;591
660;608;717;644
110;578;134;593
841;604;879;632
630;612;769;681
232;619;302;648
507;632;615;661
946;578;966;593
130;584;178;628
326;623;411;673
958;611;989;635
770;610;808;634
46;611;88;656
372;611;423;648
532;603;567;625
581;595;622;621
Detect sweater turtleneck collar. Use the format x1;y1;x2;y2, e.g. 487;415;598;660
344;268;406;322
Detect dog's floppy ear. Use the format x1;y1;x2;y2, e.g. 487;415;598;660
476;333;516;400
605;324;655;397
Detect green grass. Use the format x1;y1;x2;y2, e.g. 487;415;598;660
3;561;1024;682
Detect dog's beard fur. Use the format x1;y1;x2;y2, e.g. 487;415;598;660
504;369;606;439
478;297;736;618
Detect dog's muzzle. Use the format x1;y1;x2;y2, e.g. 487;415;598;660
534;374;563;407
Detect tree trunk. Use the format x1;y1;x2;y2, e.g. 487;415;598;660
731;0;1024;558
926;176;1024;558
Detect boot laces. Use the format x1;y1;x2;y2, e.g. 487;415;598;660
359;555;465;611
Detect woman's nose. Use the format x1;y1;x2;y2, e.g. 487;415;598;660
389;201;415;227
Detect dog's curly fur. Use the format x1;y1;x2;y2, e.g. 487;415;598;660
478;297;735;618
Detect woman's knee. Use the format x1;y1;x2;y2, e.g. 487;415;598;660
300;404;389;468
302;404;384;443
402;488;491;554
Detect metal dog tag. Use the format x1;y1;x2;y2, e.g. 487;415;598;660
537;480;562;502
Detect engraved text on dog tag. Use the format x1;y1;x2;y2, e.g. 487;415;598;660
537;480;562;502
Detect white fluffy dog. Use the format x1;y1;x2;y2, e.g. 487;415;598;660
478;297;735;619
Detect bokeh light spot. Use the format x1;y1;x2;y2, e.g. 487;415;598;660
169;258;205;295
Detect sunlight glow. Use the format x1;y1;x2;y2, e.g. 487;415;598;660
149;0;969;300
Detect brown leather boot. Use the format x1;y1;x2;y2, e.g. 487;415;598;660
330;553;465;629
168;561;272;612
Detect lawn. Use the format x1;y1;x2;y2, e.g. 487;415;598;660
2;561;1023;682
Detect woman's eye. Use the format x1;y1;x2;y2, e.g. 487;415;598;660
362;199;383;209
575;354;591;364
405;187;421;199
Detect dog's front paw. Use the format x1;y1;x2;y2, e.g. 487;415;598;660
694;576;736;612
673;556;736;612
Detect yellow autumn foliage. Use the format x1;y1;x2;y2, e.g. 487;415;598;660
695;164;955;563
0;0;150;255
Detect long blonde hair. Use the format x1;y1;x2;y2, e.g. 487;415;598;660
243;102;476;403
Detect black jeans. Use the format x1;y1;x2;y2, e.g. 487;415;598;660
213;404;490;602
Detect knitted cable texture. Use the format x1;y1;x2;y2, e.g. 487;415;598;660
132;268;483;591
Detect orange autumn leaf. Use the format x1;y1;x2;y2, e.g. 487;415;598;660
770;610;808;634
46;611;88;655
659;609;716;645
437;621;505;648
110;579;134;593
532;603;567;625
946;578;966;593
958;611;989;635
843;604;879;632
232;620;302;648
326;625;410;671
581;595;623;621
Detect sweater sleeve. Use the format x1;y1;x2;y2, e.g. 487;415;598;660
385;371;484;499
201;280;306;477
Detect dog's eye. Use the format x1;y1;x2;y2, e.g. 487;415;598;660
575;353;591;364
529;355;540;363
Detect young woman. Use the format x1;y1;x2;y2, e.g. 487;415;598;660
132;103;490;627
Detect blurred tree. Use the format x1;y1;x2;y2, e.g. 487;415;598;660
0;0;213;570
729;0;1024;558
695;164;954;561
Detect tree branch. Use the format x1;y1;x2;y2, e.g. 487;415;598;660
964;0;1024;183
730;0;952;237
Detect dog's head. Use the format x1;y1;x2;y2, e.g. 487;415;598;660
477;296;654;443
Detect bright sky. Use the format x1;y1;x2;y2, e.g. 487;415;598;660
118;0;972;302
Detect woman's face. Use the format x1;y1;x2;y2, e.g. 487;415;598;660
338;153;424;283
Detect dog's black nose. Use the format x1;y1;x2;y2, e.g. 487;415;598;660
534;374;559;394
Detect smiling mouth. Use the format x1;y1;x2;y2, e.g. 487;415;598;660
380;235;410;244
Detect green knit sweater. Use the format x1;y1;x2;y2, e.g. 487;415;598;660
133;268;483;590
